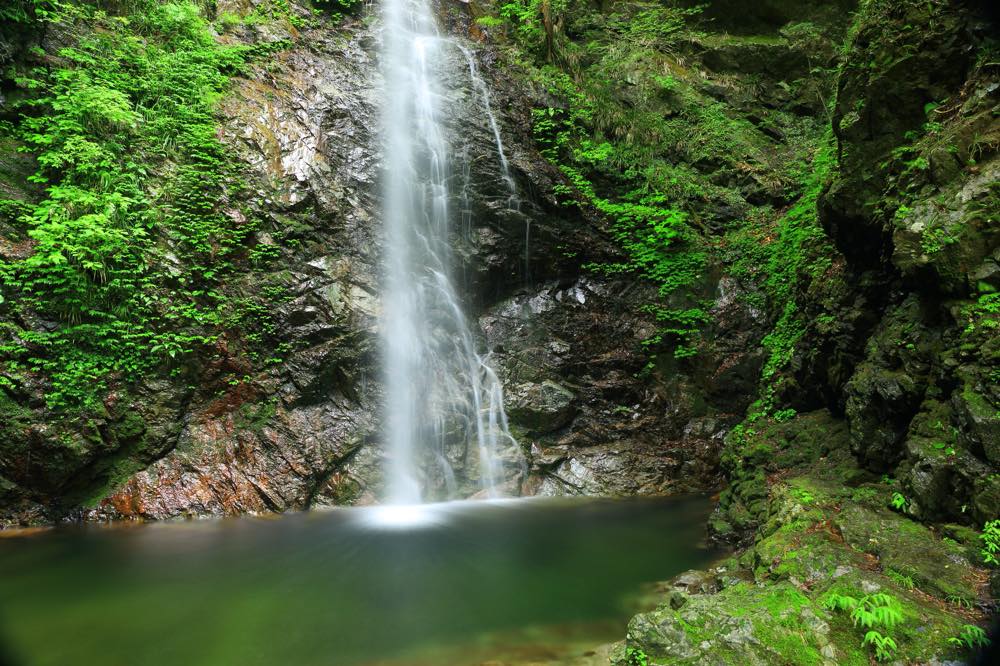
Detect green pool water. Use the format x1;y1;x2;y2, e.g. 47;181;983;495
0;496;718;666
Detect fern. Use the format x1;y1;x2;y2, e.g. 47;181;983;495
824;591;904;661
863;630;898;662
948;624;990;650
981;519;1000;566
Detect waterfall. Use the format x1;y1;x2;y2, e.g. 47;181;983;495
379;0;523;504
454;44;530;281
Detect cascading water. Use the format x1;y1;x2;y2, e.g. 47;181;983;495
454;44;531;281
380;0;524;504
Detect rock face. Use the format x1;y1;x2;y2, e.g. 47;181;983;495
812;0;1000;524
66;6;387;520
482;279;728;497
612;439;981;666
1;0;996;546
0;0;740;523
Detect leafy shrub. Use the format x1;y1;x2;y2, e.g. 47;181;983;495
0;1;284;410
824;592;903;662
948;624;990;650
981;519;1000;566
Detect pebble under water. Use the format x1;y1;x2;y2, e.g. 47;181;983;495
0;496;718;666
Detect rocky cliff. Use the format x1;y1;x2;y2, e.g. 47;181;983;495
0;0;733;523
1;0;999;660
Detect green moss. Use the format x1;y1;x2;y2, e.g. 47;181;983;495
235;398;279;434
489;0;832;362
0;389;32;448
0;1;290;412
737;139;838;417
647;453;983;663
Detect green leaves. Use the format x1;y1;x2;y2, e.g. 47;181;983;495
823;591;903;661
850;593;903;630
862;630;898;661
948;624;990;650
981;519;1000;566
822;592;859;612
0;0;60;24
0;0;276;411
498;2;715;360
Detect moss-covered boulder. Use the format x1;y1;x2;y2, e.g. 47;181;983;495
618;440;990;665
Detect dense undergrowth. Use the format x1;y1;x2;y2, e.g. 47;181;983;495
479;4;998;660
481;0;839;392
487;1;727;358
0;0;296;412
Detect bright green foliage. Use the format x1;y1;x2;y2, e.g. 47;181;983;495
495;2;712;357
245;0;304;27
624;645;649;666
963;292;1000;337
738;140;836;418
823;592;903;630
885;569;915;590
824;592;903;661
981;519;1000;566
0;1;285;410
890;492;908;512
491;0;836;367
498;0;545;47
948;624;990;650
862;631;898;662
0;0;59;23
851;594;903;630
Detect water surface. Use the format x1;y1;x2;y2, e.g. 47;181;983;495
0;496;717;665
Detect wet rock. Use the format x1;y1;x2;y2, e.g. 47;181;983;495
505;380;576;432
953;384;1000;466
820;0;977;268
843;296;936;470
897;399;991;522
892;164;1000;293
528;437;720;498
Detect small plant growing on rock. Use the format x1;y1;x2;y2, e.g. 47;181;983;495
980;519;1000;566
948;624;990;650
885;569;914;590
792;488;815;504
773;407;796;422
625;646;649;666
823;592;903;662
823;592;903;628
890;492;908;512
946;594;973;609
852;593;903;630
863;631;898;662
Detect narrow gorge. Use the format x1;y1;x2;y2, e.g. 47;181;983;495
0;0;998;664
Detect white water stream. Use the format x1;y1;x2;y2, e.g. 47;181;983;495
380;0;524;504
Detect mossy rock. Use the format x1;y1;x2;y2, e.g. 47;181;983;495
620;456;986;666
618;571;969;665
617;581;848;666
835;503;982;602
953;383;1000;466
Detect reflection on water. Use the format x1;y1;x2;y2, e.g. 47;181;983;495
0;496;718;666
